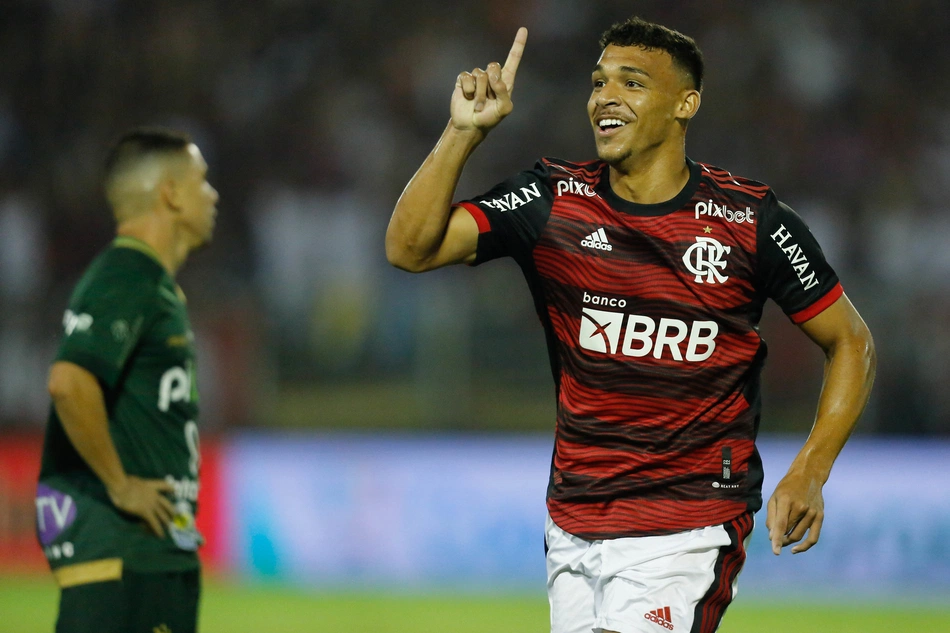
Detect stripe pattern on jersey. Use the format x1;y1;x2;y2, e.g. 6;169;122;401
461;156;841;540
537;160;767;538
690;512;754;633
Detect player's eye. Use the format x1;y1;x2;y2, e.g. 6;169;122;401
626;80;642;88
592;79;605;88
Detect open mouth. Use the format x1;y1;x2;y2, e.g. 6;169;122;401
596;118;628;135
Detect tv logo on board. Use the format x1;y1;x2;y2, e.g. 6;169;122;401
579;295;718;362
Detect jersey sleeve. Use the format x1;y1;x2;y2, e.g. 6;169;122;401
756;192;843;324
455;160;554;265
56;267;157;388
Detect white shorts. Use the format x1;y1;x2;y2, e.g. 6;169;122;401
545;513;754;633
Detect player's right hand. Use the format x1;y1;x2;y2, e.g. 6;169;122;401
107;475;177;538
450;27;527;134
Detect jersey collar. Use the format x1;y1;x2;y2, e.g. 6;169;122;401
596;158;701;217
113;235;163;266
113;236;187;303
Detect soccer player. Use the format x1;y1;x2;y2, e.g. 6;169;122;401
37;127;217;633
386;17;875;633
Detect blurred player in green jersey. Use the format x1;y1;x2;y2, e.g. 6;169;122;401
37;127;218;633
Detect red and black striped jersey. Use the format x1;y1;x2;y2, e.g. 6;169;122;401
457;158;843;539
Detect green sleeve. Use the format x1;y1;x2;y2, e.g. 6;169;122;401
56;269;156;388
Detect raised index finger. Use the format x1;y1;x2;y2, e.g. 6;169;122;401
501;27;528;90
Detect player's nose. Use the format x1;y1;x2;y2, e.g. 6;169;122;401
595;91;621;108
594;81;622;107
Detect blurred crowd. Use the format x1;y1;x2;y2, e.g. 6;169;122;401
1;0;949;434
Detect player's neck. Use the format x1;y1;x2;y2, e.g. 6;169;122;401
607;146;690;205
116;218;186;277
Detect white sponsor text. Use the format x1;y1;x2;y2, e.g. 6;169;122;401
771;224;820;290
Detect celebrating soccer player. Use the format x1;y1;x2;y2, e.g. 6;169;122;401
386;17;876;633
37;128;217;633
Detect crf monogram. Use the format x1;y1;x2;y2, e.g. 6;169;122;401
683;236;731;284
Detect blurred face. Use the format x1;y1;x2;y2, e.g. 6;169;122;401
174;144;218;249
587;45;699;168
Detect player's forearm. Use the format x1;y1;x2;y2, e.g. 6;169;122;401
788;326;876;483
386;122;484;271
48;362;129;494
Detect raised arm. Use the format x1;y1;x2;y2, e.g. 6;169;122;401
765;294;876;554
385;27;527;272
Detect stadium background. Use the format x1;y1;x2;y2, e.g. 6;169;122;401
1;0;949;631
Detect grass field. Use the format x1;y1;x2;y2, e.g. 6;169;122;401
3;575;949;633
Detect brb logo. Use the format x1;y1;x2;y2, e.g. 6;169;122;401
683;236;731;284
579;293;718;362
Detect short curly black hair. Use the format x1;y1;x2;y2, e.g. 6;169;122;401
599;17;704;91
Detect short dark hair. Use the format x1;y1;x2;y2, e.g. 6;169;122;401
599;17;704;91
104;126;192;186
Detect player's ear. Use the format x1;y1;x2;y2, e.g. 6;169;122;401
158;175;182;213
677;89;701;121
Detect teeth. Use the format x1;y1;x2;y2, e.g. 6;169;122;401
599;118;626;129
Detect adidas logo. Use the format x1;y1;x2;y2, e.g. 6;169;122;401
644;606;674;630
581;228;613;251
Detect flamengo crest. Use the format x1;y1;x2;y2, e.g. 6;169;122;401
683;236;730;284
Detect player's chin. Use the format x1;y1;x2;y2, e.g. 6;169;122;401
190;229;214;251
594;142;630;167
202;218;217;244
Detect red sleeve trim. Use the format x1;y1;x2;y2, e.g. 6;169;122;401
457;202;491;234
790;282;844;324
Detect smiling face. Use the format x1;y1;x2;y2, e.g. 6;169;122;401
588;45;700;169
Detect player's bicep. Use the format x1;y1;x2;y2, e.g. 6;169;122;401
797;293;872;357
423;205;481;269
48;360;103;402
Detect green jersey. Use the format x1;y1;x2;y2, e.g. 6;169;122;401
38;237;202;581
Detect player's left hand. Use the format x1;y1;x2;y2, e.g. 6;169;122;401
765;469;825;555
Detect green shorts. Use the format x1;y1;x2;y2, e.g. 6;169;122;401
56;568;200;633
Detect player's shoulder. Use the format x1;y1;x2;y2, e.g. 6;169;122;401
74;241;166;301
695;161;773;204
95;241;164;277
539;157;606;187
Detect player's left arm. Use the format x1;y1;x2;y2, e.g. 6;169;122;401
766;293;876;555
